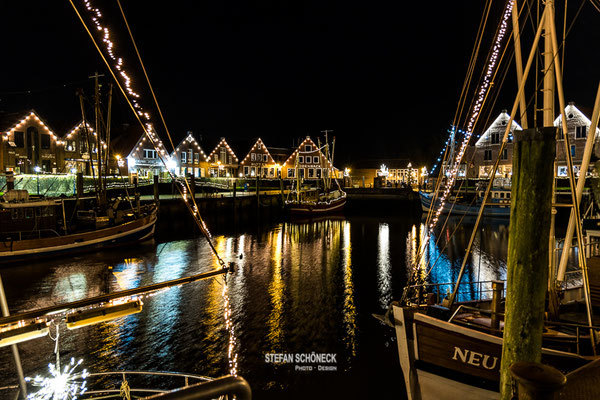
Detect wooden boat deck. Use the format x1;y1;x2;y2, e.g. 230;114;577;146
558;358;600;399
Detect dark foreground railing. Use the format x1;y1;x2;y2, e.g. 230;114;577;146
144;375;251;400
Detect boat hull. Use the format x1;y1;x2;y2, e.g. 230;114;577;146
286;196;346;215
0;210;157;264
392;305;589;400
420;192;510;218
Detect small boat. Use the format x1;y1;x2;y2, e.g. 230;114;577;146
285;188;346;215
420;187;511;218
0;190;157;263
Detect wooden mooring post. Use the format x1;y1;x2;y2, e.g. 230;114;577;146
499;127;556;399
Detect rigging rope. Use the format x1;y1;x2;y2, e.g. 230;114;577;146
68;0;227;268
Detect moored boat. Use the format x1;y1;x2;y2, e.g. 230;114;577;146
0;190;157;263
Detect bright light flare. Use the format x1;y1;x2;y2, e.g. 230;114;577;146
26;358;88;400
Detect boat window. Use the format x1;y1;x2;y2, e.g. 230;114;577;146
35;207;42;217
25;208;33;219
11;209;20;220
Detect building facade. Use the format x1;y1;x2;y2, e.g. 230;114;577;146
0;110;64;174
171;132;210;177
281;136;337;180
239;138;279;178
207;138;239;177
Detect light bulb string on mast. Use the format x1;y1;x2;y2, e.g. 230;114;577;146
69;0;226;269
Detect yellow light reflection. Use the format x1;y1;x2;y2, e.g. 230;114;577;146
267;227;285;351
342;221;357;357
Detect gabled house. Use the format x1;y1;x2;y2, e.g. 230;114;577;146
112;125;170;179
239;138;279;178
170;131;209;177
62;120;106;176
472;110;522;178
281;136;338;180
207;138;238;177
0;110;64;174
553;103;600;177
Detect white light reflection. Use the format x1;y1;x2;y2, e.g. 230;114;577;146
377;223;392;310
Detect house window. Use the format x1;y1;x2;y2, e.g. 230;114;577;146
305;145;312;152
308;168;315;178
251;153;256;161
571;145;576;157
484;149;492;161
144;149;157;159
41;134;51;149
576;126;587;139
263;154;268;162
181;151;187;163
244;166;249;176
299;156;304;163
288;168;295;178
501;149;508;160
491;132;500;144
313;156;319;164
66;140;76;152
195;153;200;164
14;131;24;148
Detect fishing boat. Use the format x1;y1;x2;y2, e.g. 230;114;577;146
285;132;346;216
385;0;600;398
0;190;156;263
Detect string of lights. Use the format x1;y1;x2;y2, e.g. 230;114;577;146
429;0;514;230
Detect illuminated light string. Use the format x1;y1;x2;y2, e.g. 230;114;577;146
80;0;171;164
75;0;227;257
429;0;514;230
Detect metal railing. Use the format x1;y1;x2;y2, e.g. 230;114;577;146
145;375;251;400
403;279;506;305
82;371;213;398
0;228;61;241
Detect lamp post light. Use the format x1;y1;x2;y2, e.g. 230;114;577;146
34;166;41;196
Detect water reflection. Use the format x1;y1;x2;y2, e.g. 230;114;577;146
407;217;509;301
377;223;392;309
0;213;516;398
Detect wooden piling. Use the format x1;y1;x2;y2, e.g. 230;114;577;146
499;127;556;399
153;175;159;203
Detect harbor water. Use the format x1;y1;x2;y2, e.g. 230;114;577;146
0;208;515;399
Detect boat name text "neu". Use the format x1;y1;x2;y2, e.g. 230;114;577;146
452;346;498;370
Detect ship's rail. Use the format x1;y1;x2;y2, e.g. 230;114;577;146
403;279;505;305
4;371;249;400
81;370;213;398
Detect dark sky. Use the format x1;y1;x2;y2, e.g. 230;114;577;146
2;1;598;166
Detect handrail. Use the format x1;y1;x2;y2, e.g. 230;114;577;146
144;375;251;400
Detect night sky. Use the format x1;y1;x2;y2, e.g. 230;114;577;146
2;1;599;166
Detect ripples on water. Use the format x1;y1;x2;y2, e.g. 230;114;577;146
0;214;524;399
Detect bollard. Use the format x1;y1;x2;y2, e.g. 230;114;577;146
491;280;504;333
509;361;566;400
